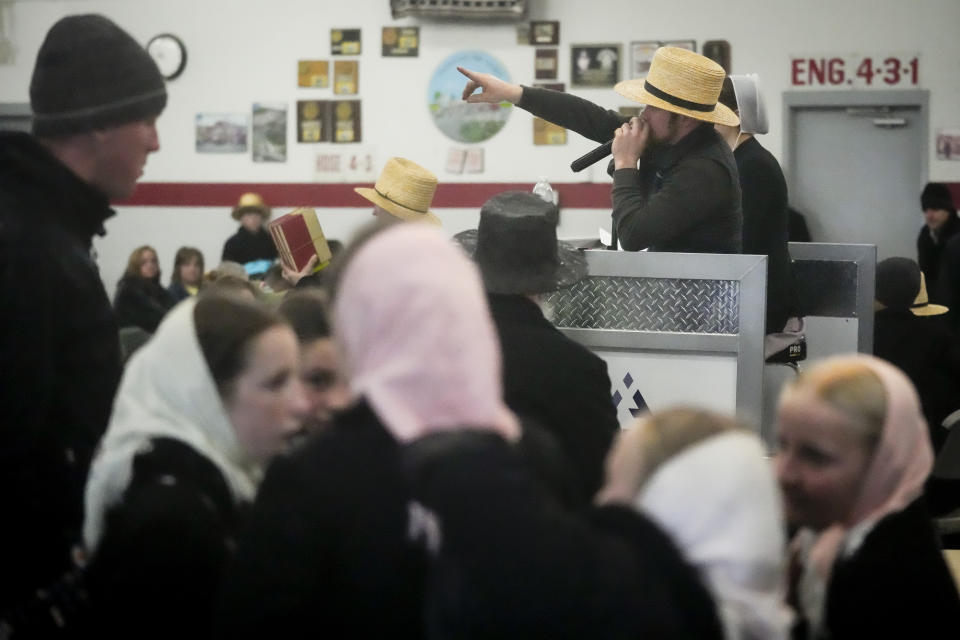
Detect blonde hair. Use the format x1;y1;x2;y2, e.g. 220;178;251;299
784;359;887;447
636;407;741;488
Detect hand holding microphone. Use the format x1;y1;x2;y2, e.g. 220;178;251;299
569;117;650;172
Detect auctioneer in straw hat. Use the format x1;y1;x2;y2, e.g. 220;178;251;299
613;46;739;127
354;157;441;226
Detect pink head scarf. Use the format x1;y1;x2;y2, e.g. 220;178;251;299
802;354;934;579
333;224;519;443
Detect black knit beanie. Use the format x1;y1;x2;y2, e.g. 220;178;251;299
30;14;167;138
920;182;956;214
875;257;921;311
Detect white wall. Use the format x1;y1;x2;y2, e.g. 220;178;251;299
2;0;958;295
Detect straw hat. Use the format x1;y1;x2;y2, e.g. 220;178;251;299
613;46;739;127
231;192;271;221
911;272;949;317
354;157;441;226
454;191;586;295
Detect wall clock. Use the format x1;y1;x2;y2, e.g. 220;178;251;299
146;33;187;81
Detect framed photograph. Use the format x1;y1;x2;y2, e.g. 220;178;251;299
702;40;731;73
936;129;960;161
252;103;287;162
534;48;558;80
571;44;621;88
530;20;559;45
382;26;419;57
331;28;361;55
464;147;484;173
332;99;361;143
333;60;358;95
516;24;530;45
446;147;466;174
297;100;330;143
533;117;566;145
533;82;565;92
663;39;696;52
298;60;329;88
630;41;659;79
195;113;248;153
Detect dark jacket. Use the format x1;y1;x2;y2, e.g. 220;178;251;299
873;309;960;452
221;226;277;265
0;132;122;613
917;213;960;303
936;232;960;331
114;275;174;333
215;400;428;639
822;498;960;639
517;86;742;253
488;294;619;504
403;430;725;640
735;136;802;332
85;438;246;640
167;280;195;303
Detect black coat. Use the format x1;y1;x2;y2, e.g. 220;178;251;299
85;438;245;639
404;430;724;640
936;232;960;331
215;401;428;639
917;212;960;303
488;294;619;504
822;498;960;639
0;132;122;612
114;275;174;333
221;226;277;265
517;86;742;253
735;137;802;332
873;309;960;451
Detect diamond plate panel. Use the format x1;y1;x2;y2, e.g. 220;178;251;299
544;276;740;333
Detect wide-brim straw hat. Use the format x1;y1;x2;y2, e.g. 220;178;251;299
613;46;740;127
354;157;441;226
232;192;271;221
454;191;586;295
911;272;949;316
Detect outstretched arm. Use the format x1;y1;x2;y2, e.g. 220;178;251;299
458;66;523;104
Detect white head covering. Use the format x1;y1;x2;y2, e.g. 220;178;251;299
333;224;519;443
728;74;769;135
83;299;261;551
637;430;792;640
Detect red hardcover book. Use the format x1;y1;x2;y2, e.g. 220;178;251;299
267;208;332;272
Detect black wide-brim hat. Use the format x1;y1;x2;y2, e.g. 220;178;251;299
454;191;587;295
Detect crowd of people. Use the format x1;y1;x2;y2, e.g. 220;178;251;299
2;12;960;640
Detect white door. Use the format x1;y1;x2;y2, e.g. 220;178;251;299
786;91;928;261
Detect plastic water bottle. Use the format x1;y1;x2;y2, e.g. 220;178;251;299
532;176;558;205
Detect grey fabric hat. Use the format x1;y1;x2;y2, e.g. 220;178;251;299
454;191;587;295
30;14;167;137
728;74;769;135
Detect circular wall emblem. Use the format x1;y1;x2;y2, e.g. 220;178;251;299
427;50;511;143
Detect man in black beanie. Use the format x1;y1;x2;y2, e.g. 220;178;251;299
0;14;166;628
916;182;959;302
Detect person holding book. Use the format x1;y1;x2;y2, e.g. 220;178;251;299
221;192;278;278
0;14;166;629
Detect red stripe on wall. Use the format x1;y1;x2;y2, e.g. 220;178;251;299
117;182;614;209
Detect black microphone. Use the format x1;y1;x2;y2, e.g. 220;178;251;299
570;140;613;173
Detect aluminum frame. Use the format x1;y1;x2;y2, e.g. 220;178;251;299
552;250;768;430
